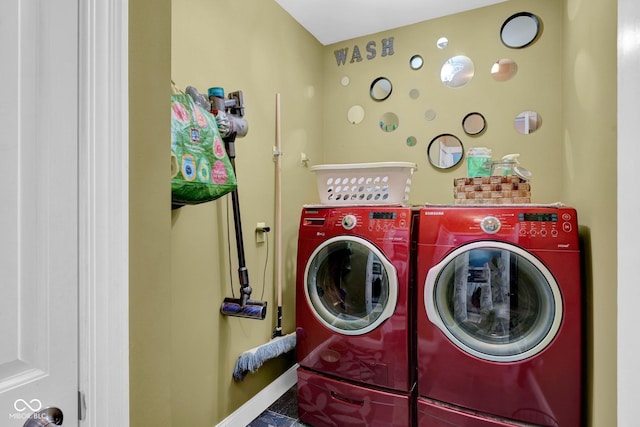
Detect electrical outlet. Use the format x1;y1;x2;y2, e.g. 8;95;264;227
256;222;267;243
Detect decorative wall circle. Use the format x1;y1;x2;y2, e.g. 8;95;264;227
441;55;475;88
514;110;542;134
500;12;542;49
462;112;487;136
427;134;464;169
425;109;437;121
491;58;518;82
410;55;424;70
370;77;393;101
347;105;365;124
379;112;399;132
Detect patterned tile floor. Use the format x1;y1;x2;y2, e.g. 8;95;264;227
247;385;312;427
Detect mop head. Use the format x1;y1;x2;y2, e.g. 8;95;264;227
232;333;296;381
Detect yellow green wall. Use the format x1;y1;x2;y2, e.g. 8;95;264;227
563;0;617;426
129;0;173;426
322;0;564;205
129;0;617;425
170;0;322;425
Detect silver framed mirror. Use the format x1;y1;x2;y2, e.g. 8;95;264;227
370;77;393;101
500;12;541;49
462;112;486;136
427;134;464;169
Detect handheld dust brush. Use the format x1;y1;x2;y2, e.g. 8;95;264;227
212;87;267;320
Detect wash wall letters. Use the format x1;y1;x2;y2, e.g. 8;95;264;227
333;37;395;66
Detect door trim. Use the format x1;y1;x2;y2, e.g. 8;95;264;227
78;1;129;425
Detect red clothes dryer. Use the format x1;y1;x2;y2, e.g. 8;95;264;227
296;206;418;427
416;205;583;427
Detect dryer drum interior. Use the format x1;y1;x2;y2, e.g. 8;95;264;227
426;242;563;362
305;236;398;335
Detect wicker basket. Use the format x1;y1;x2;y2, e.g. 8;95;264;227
311;162;416;205
454;176;531;205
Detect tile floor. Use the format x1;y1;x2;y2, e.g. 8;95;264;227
247;384;312;427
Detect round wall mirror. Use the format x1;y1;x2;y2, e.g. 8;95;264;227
425;109;437;121
406;136;417;147
462;112;486;136
347;105;365;124
379;112;399;132
491;58;518;82
441;55;475;88
500;12;541;49
410;55;424;70
514;110;542;134
409;89;420;99
370;77;393;101
437;37;449;49
427;134;464;169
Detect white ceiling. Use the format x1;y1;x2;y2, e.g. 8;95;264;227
273;0;509;46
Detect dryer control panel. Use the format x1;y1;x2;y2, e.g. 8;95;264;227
419;206;579;250
516;210;575;240
343;210;410;233
300;207;413;241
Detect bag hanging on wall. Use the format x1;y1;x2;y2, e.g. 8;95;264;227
171;92;237;206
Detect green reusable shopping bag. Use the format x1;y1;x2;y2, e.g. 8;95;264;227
171;93;237;205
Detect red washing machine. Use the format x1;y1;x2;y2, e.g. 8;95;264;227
416;205;583;427
296;206;418;427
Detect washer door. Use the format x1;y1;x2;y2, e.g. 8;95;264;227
424;241;562;362
305;236;398;335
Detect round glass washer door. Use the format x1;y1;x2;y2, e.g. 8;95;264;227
305;235;398;335
424;241;562;362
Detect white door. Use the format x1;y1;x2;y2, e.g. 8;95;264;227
0;0;79;425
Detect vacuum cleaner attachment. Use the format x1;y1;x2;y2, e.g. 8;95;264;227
221;297;267;319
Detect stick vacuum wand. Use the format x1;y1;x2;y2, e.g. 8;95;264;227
225;132;252;307
211;86;266;320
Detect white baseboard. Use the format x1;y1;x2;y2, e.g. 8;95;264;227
216;363;299;427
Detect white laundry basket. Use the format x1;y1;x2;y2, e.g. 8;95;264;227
310;162;416;205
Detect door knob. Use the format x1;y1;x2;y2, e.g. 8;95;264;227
23;407;63;427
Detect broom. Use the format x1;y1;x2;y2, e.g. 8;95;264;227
232;93;296;381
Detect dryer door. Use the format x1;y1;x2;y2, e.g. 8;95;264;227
305;236;398;335
424;241;562;362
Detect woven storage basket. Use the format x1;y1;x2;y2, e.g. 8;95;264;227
454;176;531;205
311;162;416;205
